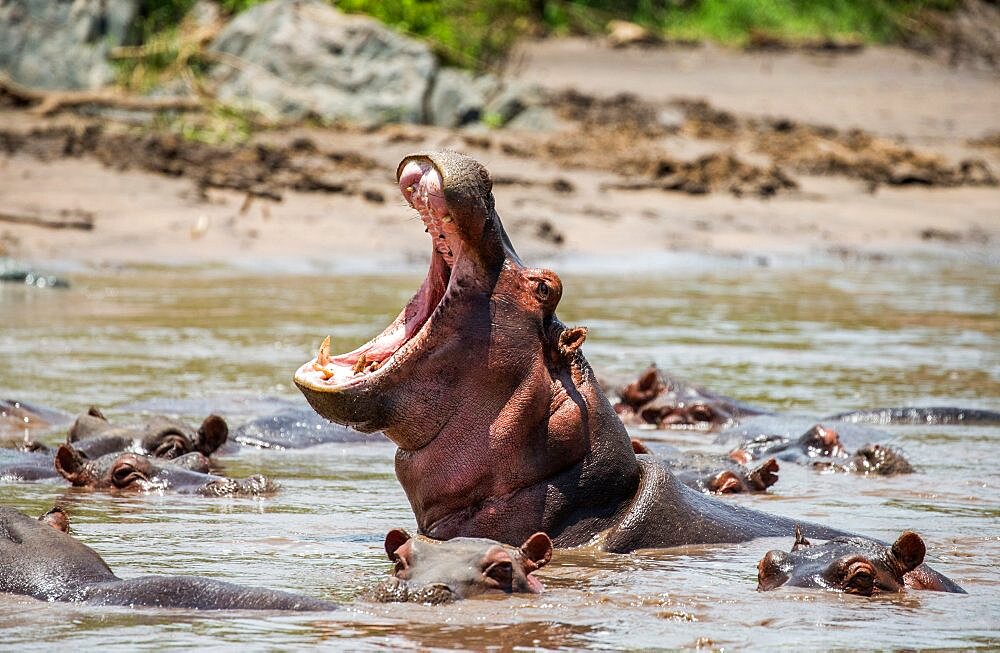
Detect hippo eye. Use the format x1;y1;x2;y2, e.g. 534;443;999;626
534;280;550;301
484;560;513;588
391;555;409;578
689;404;714;422
111;463;147;489
843;560;875;595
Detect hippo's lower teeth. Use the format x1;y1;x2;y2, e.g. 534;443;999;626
317;336;331;367
352;354;368;375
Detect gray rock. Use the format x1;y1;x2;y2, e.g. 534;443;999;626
0;0;140;90
483;81;543;126
505;105;561;132
428;68;500;127
208;0;437;126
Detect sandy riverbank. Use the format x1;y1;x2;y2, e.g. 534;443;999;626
1;40;997;271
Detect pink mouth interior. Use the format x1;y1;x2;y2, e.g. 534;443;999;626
297;159;460;386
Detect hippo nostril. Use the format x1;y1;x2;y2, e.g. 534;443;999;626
409;583;457;605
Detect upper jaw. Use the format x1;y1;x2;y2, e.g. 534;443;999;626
293;153;493;406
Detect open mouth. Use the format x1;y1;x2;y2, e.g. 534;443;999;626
295;158;462;390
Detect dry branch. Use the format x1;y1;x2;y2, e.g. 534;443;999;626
0;210;94;231
0;73;203;116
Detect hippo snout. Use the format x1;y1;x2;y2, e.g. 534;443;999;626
196;474;280;497
368;577;457;605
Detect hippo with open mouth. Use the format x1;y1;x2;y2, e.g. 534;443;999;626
294;152;962;592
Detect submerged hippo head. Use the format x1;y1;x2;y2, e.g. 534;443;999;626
816;443;915;476
54;444;276;496
370;529;552;604
757;527;926;596
69;408;228;460
731;424;847;465
295;152;638;543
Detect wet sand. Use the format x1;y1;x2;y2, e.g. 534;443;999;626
1;40;998;271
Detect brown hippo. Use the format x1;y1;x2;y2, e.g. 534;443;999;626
68;407;229;459
614;366;1000;431
630;438;779;494
294;151;962;593
53;444;278;497
0;399;71;443
757;527;939;595
368;529;552;604
613;366;766;429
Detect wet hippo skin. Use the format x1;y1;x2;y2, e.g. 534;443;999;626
368;529;552;603
727;423;914;476
0;506;336;610
1;507;550;609
757;527;956;594
53;444;278;497
630;438;779;494
294;152;963;592
68;407;229;459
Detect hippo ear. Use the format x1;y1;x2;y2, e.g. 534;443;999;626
520;532;553;569
630;438;650;454
87;406;107;420
38;507;70;533
196;415;229;455
558;327;587;360
792;525;811;551
384;528;411;560
637;366;660;391
54;444;86;484
890;531;925;572
708;470;743;494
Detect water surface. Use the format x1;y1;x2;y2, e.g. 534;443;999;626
1;256;997;649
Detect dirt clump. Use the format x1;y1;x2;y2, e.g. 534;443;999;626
754;122;997;189
0;124;382;202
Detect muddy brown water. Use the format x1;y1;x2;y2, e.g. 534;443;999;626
1;255;997;649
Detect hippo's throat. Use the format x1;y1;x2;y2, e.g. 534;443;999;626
295;157;487;436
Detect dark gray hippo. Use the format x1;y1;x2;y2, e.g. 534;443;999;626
229;407;376;450
1;506;552;609
756;527;949;594
0;448;63;481
726;423;914;476
369;529;552;604
68;407;229;459
0;506;335;610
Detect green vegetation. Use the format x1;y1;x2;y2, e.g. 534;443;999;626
653;0;958;45
113;0;960;89
336;0;537;69
151;103;256;145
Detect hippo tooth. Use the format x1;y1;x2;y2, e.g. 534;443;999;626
441;215;453;223
317;336;331;366
352;353;368;375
